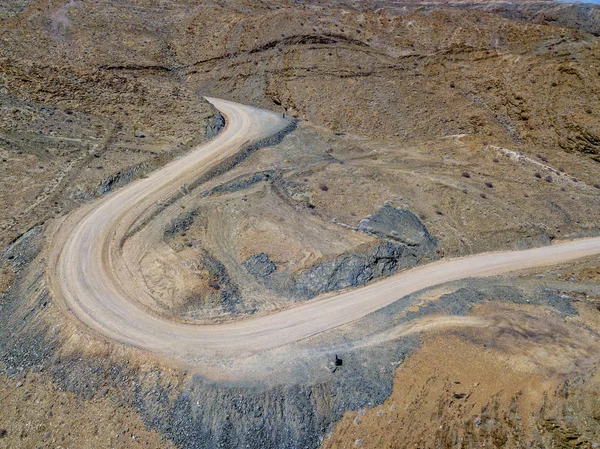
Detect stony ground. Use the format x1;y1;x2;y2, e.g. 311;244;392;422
140;118;600;322
2;0;600;448
0;371;175;449
322;306;600;448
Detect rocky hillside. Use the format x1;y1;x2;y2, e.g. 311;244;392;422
2;1;600;449
3;0;600;159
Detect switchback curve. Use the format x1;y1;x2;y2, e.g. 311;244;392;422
46;98;600;368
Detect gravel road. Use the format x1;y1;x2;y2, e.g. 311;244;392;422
46;98;600;369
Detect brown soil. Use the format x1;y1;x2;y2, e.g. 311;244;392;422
322;301;600;448
0;371;175;449
2;1;600;448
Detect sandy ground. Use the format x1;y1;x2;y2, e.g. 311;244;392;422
322;300;600;448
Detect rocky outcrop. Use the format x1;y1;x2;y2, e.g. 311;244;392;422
204;110;225;140
242;252;277;279
96;165;148;196
204;170;277;198
164;210;196;237
187;119;297;193
358;205;436;248
243;206;437;300
290;241;426;299
1;225;43;270
195;250;242;315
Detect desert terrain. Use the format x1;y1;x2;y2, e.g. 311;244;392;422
2;0;600;448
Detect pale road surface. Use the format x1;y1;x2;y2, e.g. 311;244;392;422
47;98;600;366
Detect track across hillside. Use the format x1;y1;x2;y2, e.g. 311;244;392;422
46;98;600;367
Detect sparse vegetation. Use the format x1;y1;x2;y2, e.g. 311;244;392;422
4;2;600;449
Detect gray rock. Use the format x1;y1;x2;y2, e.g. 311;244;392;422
541;289;579;317
197;251;242;315
243;207;437;301
204;171;277;198
290;239;433;300
408;287;485;318
291;252;375;299
97;167;143;196
358;205;436;248
2;225;44;270
187;120;298;194
243;253;277;279
165;210;196;237
205;111;225;140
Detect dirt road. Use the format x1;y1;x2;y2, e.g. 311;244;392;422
46;99;600;367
